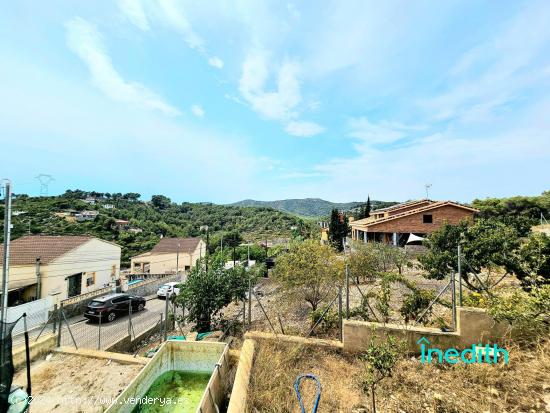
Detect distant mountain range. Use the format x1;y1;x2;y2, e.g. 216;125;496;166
230;198;396;218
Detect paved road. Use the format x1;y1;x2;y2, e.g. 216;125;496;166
13;297;170;351
60;297;168;350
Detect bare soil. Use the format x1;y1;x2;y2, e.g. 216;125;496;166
12;353;142;413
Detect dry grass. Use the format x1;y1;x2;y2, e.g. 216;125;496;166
378;339;550;413
246;338;550;413
248;339;363;412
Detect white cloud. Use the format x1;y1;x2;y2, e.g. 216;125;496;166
420;2;550;122
208;56;224;69
348;117;409;145
191;104;205;117
157;0;204;50
117;0;150;31
239;51;301;121
238;50;323;136
285;121;324;137
65;17;180;116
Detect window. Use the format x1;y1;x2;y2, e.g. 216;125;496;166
423;214;433;224
86;272;96;287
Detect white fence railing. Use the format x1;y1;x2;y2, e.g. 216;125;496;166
6;296;54;336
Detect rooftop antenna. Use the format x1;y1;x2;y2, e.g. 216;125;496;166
35;174;54;196
424;184;432;200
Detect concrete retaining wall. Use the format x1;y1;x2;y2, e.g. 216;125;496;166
227;339;256;413
343;306;510;354
12;333;57;370
106;321;162;353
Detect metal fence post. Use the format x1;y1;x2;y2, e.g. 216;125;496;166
242;300;246;331
128;301;132;339
248;274;252;327
52;303;58;334
56;304;62;347
345;266;350;319
164;296;170;337
161;313;166;342
98;311;102;350
458;244;463;306
451;271;457;331
338;287;343;342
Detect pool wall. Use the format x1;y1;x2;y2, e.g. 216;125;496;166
105;340;229;413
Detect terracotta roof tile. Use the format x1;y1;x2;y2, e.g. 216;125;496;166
0;235;93;266
149;237;202;254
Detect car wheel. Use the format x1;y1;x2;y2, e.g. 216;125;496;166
137;303;144;311
107;312;116;322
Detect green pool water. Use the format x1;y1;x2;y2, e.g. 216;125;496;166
131;370;211;413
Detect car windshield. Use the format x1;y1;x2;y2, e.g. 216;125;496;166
89;300;105;307
161;284;171;289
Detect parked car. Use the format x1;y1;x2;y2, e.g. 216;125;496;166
157;282;181;299
84;293;146;323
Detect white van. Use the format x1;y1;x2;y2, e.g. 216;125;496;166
157;282;181;298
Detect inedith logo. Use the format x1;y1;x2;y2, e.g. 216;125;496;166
417;337;508;364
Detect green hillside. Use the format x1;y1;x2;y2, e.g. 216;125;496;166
230;198;395;218
1;190;313;265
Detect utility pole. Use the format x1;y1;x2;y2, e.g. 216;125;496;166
35;257;41;300
1;180;13;329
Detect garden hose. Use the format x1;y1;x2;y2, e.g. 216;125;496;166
294;373;322;413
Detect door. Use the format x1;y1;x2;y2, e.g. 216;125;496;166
67;273;82;298
112;296;130;313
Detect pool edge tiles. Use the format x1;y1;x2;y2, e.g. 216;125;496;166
104;340;229;413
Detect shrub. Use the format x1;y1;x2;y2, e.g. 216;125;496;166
400;289;435;324
487;284;550;341
309;308;339;334
360;335;403;413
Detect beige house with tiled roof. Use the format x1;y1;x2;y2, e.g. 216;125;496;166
130;237;206;274
351;200;478;246
0;235;121;305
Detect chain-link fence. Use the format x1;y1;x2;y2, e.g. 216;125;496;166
26;298;170;352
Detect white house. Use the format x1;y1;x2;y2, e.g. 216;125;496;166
75;210;99;222
0;235;121;305
130;237;206;274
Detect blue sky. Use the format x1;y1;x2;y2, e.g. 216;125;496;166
1;1;549;203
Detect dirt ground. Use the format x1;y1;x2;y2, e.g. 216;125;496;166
247;338;550;413
12;353;143;413
222;265;453;340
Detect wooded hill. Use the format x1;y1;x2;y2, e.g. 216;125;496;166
230;197;395;218
0;190;313;265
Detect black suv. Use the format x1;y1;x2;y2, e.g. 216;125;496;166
84;293;146;323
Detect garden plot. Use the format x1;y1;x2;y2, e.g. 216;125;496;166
12;353;143;413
